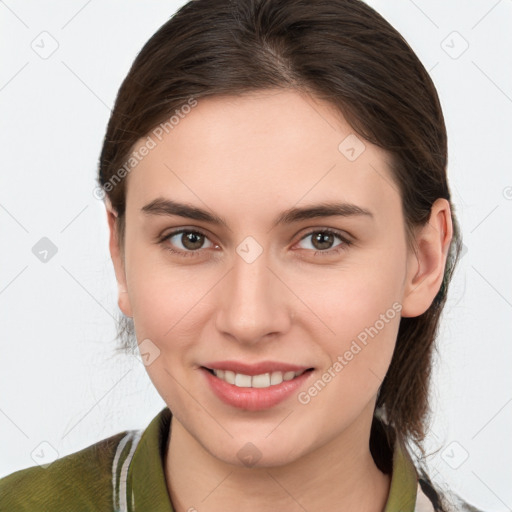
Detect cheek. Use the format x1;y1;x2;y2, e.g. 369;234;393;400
297;247;405;397
123;247;209;408
300;248;405;341
124;242;205;338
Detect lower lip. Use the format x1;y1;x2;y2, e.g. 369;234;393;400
201;368;313;411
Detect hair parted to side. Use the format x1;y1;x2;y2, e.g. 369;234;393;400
98;1;468;509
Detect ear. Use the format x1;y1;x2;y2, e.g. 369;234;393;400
401;198;453;318
106;202;133;318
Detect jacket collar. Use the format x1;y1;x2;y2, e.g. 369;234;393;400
126;407;419;511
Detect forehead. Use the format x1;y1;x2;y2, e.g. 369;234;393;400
125;90;401;229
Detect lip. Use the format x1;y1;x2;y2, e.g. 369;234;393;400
200;365;314;411
203;360;311;376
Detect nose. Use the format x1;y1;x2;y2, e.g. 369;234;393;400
214;248;292;346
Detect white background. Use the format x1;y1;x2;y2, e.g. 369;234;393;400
1;1;511;510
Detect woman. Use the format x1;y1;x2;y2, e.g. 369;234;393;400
0;0;480;510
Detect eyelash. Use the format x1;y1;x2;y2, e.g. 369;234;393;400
159;228;352;259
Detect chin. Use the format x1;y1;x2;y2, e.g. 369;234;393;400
202;430;309;470
217;447;299;470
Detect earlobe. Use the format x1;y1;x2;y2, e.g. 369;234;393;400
400;198;453;318
106;205;133;318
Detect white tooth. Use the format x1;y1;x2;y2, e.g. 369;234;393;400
235;373;252;387
216;370;302;387
270;371;283;385
224;370;236;384
252;373;271;388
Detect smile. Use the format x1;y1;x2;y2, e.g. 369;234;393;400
201;362;315;411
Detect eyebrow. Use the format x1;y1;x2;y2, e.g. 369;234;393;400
141;197;374;228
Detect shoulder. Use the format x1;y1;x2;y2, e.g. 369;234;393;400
0;429;141;512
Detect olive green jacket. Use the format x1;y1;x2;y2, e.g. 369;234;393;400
0;407;435;511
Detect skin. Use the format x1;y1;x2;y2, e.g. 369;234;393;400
106;89;453;512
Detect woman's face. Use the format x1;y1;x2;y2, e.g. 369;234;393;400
110;89;424;466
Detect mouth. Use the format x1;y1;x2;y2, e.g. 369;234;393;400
200;361;315;411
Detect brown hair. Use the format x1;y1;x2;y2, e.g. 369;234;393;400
98;0;466;509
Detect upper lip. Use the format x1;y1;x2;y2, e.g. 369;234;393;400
203;360;312;376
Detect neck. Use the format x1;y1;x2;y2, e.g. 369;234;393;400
165;403;391;512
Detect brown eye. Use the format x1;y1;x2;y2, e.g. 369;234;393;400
311;232;336;250
180;231;205;250
297;229;352;256
162;229;215;256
